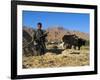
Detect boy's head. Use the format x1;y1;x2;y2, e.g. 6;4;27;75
37;22;42;29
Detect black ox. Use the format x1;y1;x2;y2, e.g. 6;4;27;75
62;34;86;50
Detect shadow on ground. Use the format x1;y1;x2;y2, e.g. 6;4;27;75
46;48;64;55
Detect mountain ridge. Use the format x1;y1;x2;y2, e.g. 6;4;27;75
23;26;89;43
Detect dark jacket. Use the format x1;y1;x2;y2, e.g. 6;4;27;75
33;29;47;43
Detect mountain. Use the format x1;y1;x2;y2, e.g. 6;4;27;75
23;26;89;43
46;27;89;42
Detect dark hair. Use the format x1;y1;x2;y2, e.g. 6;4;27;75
37;22;42;27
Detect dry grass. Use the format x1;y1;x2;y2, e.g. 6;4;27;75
22;47;89;69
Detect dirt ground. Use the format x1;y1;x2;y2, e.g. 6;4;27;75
22;47;89;69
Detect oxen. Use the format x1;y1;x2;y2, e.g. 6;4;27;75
62;34;86;50
77;38;86;50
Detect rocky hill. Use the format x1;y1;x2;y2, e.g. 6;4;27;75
46;27;89;42
23;26;89;44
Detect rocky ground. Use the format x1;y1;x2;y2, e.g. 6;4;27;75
22;47;89;69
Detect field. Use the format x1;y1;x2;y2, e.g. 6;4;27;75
22;27;90;69
22;46;89;69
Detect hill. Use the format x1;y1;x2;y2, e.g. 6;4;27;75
46;27;89;42
23;26;89;44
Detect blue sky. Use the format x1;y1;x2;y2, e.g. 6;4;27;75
22;11;90;33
